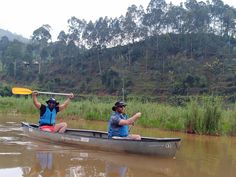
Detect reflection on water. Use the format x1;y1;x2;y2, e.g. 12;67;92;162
0;116;236;177
105;162;127;177
0;167;24;176
22;150;148;177
26;151;53;176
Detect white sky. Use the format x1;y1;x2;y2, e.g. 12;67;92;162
0;0;235;41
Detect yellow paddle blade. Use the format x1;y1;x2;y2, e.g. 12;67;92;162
12;87;33;95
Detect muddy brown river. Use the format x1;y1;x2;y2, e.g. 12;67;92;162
0;115;236;177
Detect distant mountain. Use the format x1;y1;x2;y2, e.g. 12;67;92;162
0;28;29;43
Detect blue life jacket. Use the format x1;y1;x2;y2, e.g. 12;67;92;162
39;106;57;126
108;112;129;138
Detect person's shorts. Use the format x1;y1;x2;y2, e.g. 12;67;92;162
39;125;55;132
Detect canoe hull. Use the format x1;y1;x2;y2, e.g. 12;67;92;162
21;122;181;157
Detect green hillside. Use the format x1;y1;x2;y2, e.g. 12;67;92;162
0;0;236;102
0;28;29;43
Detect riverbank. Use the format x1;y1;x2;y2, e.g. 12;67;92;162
0;96;235;136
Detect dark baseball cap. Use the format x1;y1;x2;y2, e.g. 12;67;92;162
112;101;127;111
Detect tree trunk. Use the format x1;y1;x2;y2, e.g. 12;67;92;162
14;60;16;79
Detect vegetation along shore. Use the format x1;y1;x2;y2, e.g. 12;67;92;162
1;96;236;136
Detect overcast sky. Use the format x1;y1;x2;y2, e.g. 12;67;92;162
0;0;235;41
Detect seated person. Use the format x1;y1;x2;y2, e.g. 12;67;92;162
32;91;74;133
108;101;141;140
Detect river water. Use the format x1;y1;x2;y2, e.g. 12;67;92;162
0;115;236;177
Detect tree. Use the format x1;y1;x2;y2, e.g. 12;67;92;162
57;30;68;44
82;20;95;48
109;17;123;46
0;36;10;71
31;24;52;74
32;24;52;44
143;0;167;74
184;0;210;33
221;5;236;37
51;31;68;64
65;40;78;74
67;17;87;47
209;0;225;35
101;68;121;93
165;3;186;33
4;40;24;78
143;0;167;36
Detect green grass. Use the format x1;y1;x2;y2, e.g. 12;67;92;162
1;95;236;136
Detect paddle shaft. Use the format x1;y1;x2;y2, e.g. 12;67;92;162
37;91;71;96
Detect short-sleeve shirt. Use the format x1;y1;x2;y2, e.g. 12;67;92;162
108;112;129;137
110;114;122;127
109;113;128;128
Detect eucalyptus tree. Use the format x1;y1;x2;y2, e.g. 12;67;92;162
108;17;123;46
24;43;34;64
31;24;52;74
57;30;68;44
120;5;139;67
184;0;210;33
221;5;236;38
93;16;111;47
67;17;87;47
122;5;141;44
32;24;52;44
143;0;167;76
135;5;147;40
101;68;122;93
209;0;225;35
221;5;236;56
4;40;24;78
143;0;167;36
0;36;9;51
143;0;167;52
163;2;187;56
83;17;111;74
122;4;147;68
184;0;211;59
0;36;10;71
165;2;186;34
65;40;78;74
82;20;95;48
51;31;68;63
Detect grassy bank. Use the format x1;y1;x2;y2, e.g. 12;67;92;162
0;96;236;136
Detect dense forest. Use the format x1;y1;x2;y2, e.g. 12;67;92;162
0;0;236;101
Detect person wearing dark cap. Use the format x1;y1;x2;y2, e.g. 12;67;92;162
32;91;74;133
108;101;141;140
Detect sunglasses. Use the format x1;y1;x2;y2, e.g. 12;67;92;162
48;102;56;105
118;105;125;108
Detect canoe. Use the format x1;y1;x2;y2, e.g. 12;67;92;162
21;122;181;157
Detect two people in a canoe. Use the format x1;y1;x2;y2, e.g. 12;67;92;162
32;91;141;139
108;101;142;140
32;91;74;133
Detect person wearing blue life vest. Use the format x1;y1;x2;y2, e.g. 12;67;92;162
32;91;74;133
108;101;141;140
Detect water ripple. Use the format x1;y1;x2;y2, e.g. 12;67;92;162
0;152;21;155
0;136;18;141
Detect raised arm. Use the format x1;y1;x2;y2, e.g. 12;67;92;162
119;112;141;126
58;93;74;111
32;91;41;109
